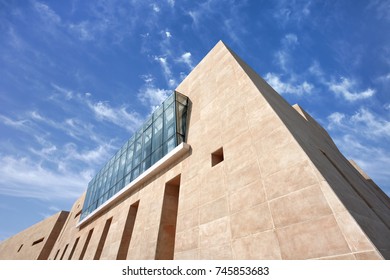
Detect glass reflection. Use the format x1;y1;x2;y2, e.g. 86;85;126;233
80;92;189;220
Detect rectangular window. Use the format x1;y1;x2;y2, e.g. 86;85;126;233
141;156;151;173
32;237;44;246
124;173;131;186
131;166;140;181
68;237;80;260
17;244;23;253
74;210;82;219
94;217;113;260
165;136;176;154
126;142;134;160
54;249;60;260
151;146;163;165
164;103;175;141
60;244;69;260
152;114;163;151
211;147;224;167
119;153;127;171
143;126;153;159
116;201;140;260
155;174;181;260
79;229;94;260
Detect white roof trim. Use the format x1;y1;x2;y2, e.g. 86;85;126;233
77;142;191;227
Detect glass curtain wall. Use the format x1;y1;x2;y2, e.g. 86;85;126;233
80;92;189;221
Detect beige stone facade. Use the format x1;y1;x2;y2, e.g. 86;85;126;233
1;41;389;260
0;211;68;260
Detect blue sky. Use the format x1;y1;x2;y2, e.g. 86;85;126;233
0;0;389;241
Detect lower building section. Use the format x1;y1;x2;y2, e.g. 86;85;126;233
38;137;388;260
0;211;68;260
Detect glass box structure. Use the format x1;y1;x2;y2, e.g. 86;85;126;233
80;92;189;221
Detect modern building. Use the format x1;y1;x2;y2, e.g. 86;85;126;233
1;41;389;260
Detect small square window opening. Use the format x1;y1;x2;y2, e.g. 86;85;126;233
211;147;224;167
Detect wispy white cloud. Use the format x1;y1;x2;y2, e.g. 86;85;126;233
29;135;57;157
326;107;390;194
376;72;390;88
154;56;171;76
350;108;390;138
176;52;194;69
188;0;227;28
154;55;177;87
139;87;171;111
46;90;147;173
0;114;30;130
68;21;96;41
274;33;299;71
63;142;115;165
0;155;90;200
138;74;171;111
179;72;187;81
332;134;390;195
274;50;289;72
0;85;132;203
7;26;25;50
327;107;390;139
273;0;311;25
327;112;345;128
308;62;377;103
23;128;115;172
167;0;175;8
282;33;299;46
308;61;327;84
40;205;62;219
328;77;375;101
0;113;117;201
49;83;144;134
88;100;143;132
187;0;247;46
32;1;61;24
28;132;114;171
188;10;200;28
151;3;160;13
378;72;390;81
267;33;313;94
265;72;313;95
28;110;99;143
366;0;390;21
2;86;133;159
64;1;140;44
222;18;247;48
49;205;61;212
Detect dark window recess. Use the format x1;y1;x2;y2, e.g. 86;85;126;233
211;147;224;167
155;174;181;260
17;244;23;252
74;210;82;219
117;201;139;260
79;229;94;260
68;237;80;260
54;249;60;260
32;237;44;246
60;244;69;260
94;217;113;260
